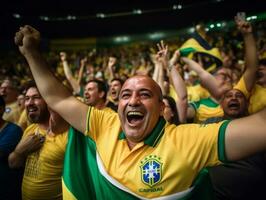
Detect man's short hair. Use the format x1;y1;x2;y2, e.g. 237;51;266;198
111;78;124;86
24;80;38;93
87;79;108;100
1;78;19;90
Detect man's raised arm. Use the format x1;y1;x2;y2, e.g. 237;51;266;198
14;25;87;133
225;107;266;161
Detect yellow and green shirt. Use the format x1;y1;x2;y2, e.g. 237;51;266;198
189;97;224;123
62;107;229;199
190;76;249;123
248;84;266;114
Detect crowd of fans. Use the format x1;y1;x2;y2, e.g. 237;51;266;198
0;12;266;200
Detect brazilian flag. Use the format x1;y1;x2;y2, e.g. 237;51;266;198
179;32;222;72
62;127;141;200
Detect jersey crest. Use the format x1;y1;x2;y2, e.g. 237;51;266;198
140;155;162;187
5;107;11;113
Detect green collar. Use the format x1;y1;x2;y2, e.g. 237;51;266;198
118;117;166;147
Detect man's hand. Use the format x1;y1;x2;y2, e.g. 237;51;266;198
14;133;44;156
235;12;252;35
156;40;169;65
60;52;67;62
14;25;41;56
108;57;117;69
169;50;180;67
80;56;88;67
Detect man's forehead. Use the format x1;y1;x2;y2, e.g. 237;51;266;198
122;76;156;91
1;80;12;87
86;81;97;88
111;80;122;86
224;89;245;98
26;87;39;96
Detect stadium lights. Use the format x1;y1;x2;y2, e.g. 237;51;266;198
40;16;49;21
188;27;195;33
173;4;182;10
96;13;106;18
149;32;165;39
247;15;257;21
67;15;77;20
13;14;21;19
133;9;142;15
114;36;130;43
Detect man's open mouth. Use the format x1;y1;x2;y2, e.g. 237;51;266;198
127;111;144;125
228;101;240;110
27;106;38;114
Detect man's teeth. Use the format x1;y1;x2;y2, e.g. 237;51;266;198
127;111;143;116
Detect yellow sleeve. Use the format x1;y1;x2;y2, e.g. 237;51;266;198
233;76;250;99
85;107;119;141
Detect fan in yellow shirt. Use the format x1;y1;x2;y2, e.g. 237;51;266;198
248;59;266;114
8;83;69;200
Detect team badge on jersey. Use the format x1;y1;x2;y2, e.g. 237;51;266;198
5;107;11;113
140;155;162;187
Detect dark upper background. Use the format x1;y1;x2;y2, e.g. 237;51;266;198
1;0;266;40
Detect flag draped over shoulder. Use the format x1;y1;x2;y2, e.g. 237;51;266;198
179;32;222;72
62;127;139;200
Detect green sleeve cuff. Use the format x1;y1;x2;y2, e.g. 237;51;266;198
218;120;231;163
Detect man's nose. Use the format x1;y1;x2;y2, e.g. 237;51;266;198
128;94;140;106
231;94;238;100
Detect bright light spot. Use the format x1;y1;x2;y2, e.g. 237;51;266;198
40;16;49;21
149;32;165;39
96;13;105;18
133;9;142;14
67;15;76;20
13;14;21;18
216;23;221;27
188;27;195;33
210;24;215;28
173;5;178;10
114;36;130;43
178;4;182;9
205;28;209;32
251;15;257;19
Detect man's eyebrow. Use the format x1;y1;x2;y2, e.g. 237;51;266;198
25;94;40;98
139;88;153;93
120;88;152;93
120;89;131;94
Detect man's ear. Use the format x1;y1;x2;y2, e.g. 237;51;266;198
99;91;105;99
